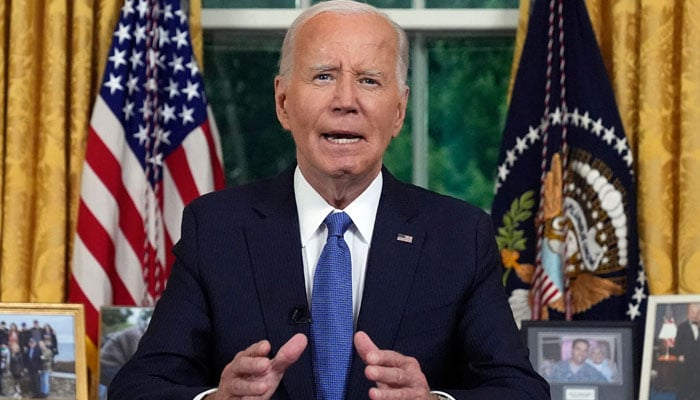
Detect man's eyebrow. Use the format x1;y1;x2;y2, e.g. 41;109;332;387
308;65;386;78
358;70;384;78
309;64;338;73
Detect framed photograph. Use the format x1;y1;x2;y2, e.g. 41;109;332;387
639;294;700;400
0;302;87;399
522;320;635;400
96;306;153;400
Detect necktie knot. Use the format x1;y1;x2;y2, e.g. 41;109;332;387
325;211;352;238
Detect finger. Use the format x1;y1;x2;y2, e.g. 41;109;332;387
271;333;308;372
224;376;271;397
224;335;307;398
228;340;274;376
365;358;420;387
246;339;272;358
229;354;273;377
368;386;430;400
363;347;410;370
354;331;381;364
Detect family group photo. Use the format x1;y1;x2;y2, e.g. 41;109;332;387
0;313;77;400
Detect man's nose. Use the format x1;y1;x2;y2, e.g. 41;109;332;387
332;74;358;113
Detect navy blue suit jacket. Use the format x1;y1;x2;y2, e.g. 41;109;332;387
109;167;549;399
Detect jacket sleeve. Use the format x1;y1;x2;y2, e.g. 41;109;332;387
440;212;550;400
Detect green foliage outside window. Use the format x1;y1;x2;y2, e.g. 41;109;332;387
425;37;513;209
203;32;513;210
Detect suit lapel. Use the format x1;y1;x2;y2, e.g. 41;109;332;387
246;169;315;399
346;170;425;399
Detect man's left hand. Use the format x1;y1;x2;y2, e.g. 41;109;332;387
354;331;436;400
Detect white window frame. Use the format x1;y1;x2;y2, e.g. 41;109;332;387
202;8;518;32
201;8;518;188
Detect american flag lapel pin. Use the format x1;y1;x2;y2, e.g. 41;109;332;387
396;233;413;244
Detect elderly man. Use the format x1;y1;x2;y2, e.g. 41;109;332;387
108;1;549;399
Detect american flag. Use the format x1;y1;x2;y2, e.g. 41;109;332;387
69;0;225;351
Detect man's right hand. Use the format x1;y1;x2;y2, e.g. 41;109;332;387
208;333;307;400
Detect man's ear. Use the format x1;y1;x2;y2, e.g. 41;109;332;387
392;86;410;138
274;76;290;130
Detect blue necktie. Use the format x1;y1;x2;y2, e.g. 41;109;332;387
311;211;353;400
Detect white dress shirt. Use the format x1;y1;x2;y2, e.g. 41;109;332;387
294;166;381;324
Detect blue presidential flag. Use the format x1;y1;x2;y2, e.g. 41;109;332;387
491;0;647;326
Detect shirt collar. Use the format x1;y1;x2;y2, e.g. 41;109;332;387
294;166;382;246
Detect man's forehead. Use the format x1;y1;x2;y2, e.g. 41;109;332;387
299;42;395;73
301;36;392;57
299;12;396;47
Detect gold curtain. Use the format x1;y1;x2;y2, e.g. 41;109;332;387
0;0;204;301
0;0;204;395
512;0;700;295
0;0;102;302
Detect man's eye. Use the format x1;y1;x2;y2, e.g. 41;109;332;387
315;74;332;81
360;78;379;85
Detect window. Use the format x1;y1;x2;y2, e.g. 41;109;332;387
202;4;517;210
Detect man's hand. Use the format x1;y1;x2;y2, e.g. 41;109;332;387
354;331;434;400
209;333;307;400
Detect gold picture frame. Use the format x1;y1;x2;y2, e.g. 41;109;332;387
0;302;87;400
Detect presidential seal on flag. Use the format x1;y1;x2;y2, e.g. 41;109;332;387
491;0;647;326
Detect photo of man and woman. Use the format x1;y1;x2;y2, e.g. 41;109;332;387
537;334;622;385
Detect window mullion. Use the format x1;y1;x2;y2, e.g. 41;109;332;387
411;33;429;188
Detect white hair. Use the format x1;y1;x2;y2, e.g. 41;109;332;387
278;0;409;91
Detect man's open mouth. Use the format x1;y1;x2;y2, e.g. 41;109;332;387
322;132;362;144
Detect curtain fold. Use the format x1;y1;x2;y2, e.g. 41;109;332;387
0;0;123;302
512;0;700;295
0;0;204;303
677;1;700;294
1;0;75;302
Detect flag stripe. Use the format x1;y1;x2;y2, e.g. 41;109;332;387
163;164;186;246
67;277;101;342
82;127;148;273
166;143;200;204
201;116;226;188
71;236;113;310
76;200;135;304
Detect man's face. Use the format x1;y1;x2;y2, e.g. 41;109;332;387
688;303;700;323
571;341;589;365
275;12;408;186
590;346;604;364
